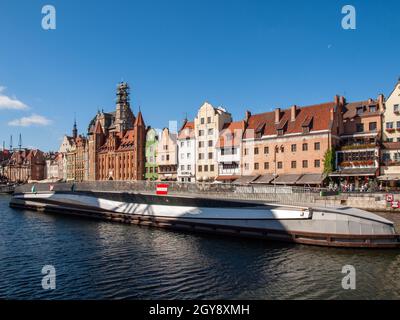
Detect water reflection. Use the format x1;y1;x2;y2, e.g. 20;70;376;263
1;195;400;299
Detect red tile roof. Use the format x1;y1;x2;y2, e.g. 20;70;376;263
343;100;381;119
244;102;335;139
178;121;195;140
216;121;245;148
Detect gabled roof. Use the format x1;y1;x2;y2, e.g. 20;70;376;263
244;102;335;139
216;121;245;148
178;121;195;140
343;100;381;119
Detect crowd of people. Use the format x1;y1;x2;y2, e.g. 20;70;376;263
327;180;382;193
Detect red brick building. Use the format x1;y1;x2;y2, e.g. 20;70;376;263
87;82;146;181
3;149;45;182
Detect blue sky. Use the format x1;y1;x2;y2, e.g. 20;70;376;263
0;0;399;151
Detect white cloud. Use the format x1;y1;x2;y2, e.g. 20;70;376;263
0;87;29;110
8;114;52;127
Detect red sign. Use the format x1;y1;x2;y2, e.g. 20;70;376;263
392;201;399;209
156;184;169;195
386;194;394;202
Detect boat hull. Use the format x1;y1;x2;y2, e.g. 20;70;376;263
10;191;400;249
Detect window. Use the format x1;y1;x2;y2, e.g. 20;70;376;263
187;165;191;170
181;165;184;171
291;161;296;169
210;165;214;172
208;152;213;160
208;140;213;147
208;128;214;135
244;163;250;170
302;160;308;168
187;153;190;159
166;155;170;161
277;162;283;169
264;146;269;154
198;130;204;136
356;123;364;133
181;154;184;160
161;155;165;161
314;142;320;150
394;104;399;113
369;106;376;112
201;118;205;124
314;159;320;168
264;162;269;170
383;153;391;161
244;148;249;155
204;165;208;172
302;143;308;151
180;142;184;147
198;153;204;160
254;147;259;155
186;140;190;147
387;138;394;142
198;165;202;172
387;122;394;129
369;122;377;132
356;107;363;115
207;117;211;123
254;163;259;170
397;122;400;129
291;144;296;152
199;141;205;148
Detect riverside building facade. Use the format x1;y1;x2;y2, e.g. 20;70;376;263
241;97;344;186
177;120;196;183
87;82;146;181
157;127;178;181
194;102;232;182
380;79;400;186
145;128;159;181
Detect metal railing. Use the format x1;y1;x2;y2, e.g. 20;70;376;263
14;180;324;206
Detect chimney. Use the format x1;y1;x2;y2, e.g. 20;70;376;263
245;110;251;122
339;96;346;107
334;95;340;106
368;98;373;104
275;108;281;124
290;105;297;122
378;94;385;111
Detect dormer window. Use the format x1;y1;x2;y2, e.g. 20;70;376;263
277;129;284;136
369;105;376;112
356;107;364;115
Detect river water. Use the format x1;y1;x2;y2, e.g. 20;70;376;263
1;194;400;300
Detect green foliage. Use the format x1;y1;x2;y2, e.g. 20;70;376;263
323;148;335;176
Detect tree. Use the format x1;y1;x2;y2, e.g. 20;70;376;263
323;148;336;176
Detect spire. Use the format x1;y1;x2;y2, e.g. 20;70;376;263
134;110;145;127
73;116;78;139
18;133;22;150
9;135;13;150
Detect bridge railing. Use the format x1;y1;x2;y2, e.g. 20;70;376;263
14;180;325;206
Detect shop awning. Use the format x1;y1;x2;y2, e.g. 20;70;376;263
215;175;240;182
251;174;275;184
329;168;377;177
378;174;400;181
233;175;260;185
295;174;325;185
272;174;302;185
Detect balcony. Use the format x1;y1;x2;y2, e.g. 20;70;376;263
339;160;375;168
386;128;395;133
338;143;377;151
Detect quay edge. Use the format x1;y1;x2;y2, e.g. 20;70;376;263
8;182;400;249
